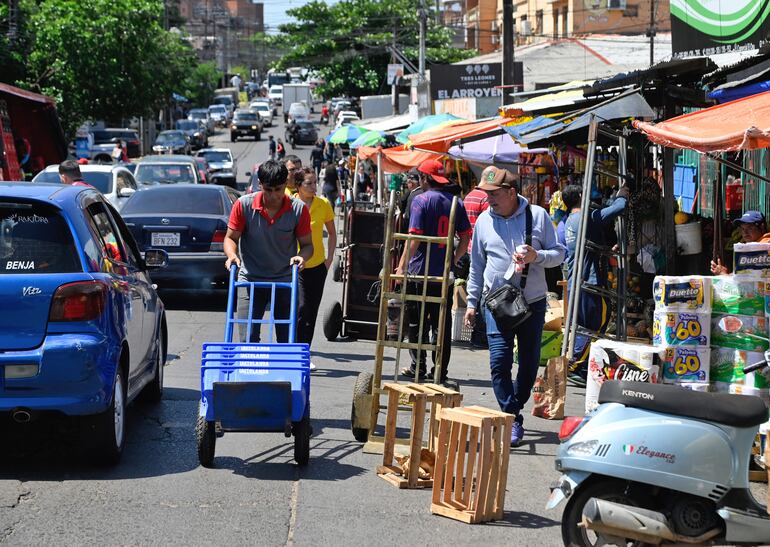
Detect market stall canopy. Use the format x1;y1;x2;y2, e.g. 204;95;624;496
352;112;412;132
447;133;547;164
0;82;67;173
500;81;592;115
326;124;370;144
633;89;770;152
356;145;437;173
350;129;387;148
396;113;466;144
515;92;654;145
408;117;507;153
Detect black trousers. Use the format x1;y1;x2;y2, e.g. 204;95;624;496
407;281;453;380
298;263;328;346
236;286;294;343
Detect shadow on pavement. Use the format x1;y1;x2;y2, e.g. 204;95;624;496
486;510;561;529
160;290;227;312
313;351;393;364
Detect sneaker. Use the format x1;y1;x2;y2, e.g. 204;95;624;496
567;371;587;388
309;361;316;370
400;367;426;381
510;422;524;447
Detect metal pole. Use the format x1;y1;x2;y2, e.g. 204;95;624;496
502;0;514;92
419;0;427;80
564;116;598;359
392;25;398;115
376;151;383;207
617;136;628;341
648;0;656;67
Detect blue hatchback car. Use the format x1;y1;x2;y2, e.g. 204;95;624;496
0;183;168;464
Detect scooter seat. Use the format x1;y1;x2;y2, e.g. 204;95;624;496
598;381;769;428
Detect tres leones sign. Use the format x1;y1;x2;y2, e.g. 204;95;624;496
429;62;522;100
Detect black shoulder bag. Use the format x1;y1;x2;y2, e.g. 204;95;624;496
484;205;533;331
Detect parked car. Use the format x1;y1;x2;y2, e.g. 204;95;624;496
268;85;283;106
90;128;142;159
122;184;240;290
188;108;216;135
285;102;310;124
196;148;237;188
152;130;191;155
230;110;262;142
174;119;208;149
134;155;203;185
287;120;318;146
335;111;360;129
212;95;235;118
194;156;212;184
249;101;274;127
208;104;228;127
0;182;168;464
32;164;139;210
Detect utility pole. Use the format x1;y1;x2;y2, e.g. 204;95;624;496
502;0;514;93
647;0;657;66
419;0;427;80
392;24;398;115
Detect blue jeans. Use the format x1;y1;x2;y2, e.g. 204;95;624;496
485;298;547;425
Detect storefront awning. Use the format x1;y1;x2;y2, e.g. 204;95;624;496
356;145;438;173
633;89;770;152
448;133;548;165
353;113;413;132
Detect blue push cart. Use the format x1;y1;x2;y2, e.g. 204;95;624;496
196;265;311;467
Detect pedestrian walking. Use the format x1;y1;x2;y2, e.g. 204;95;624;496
396;159;472;384
294;167;337;349
310;140;324;177
268;135;276;160
224;160;313;343
282;155;302;194
276;138;286;160
322;160;340;207
464;166;565;447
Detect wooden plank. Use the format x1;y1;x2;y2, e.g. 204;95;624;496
495;415;514;520
381;292;444;304
443;420;460;505
463;405;514;419
407;394;427;487
377;464;403;475
485;419;503;519
439;408;485;428
472;418;493;521
430;503;475;524
382;382;420;398
432;418;451;505
382;389;399;467
454;423;468;505
379;340;441;352
463;426;479;507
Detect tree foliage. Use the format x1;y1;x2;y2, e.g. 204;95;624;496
273;0;476;97
178;61;223;108
21;0;195;138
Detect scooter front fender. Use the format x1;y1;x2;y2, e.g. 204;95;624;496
546;471;591;510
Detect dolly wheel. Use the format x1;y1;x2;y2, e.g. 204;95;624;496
293;412;311;466
196;402;216;468
351;372;373;442
322;301;343;341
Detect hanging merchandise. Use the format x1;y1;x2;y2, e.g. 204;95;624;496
725;175;744;213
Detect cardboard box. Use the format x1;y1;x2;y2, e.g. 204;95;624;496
453;284;467;310
543;296;563;331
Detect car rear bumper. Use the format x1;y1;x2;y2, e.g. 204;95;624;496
0;334;117;416
151;252;228;288
231;128;260;136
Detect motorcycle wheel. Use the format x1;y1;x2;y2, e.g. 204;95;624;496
562;479;652;547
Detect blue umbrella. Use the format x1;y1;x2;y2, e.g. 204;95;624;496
325;124;371;144
350;130;387;148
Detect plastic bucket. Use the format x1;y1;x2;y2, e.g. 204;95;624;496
675;221;702;255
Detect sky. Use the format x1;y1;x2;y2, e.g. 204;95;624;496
261;0;339;30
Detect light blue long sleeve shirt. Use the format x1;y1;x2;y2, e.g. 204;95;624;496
467;196;566;309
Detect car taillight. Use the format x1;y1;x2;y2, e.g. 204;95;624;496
559;416;587;441
49;281;107;322
210;229;226;252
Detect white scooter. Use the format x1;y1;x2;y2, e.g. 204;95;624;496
548;352;770;546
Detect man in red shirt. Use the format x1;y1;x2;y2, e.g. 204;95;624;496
225;160;313;343
464;186;489;230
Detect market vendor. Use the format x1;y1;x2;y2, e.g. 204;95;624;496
562;183;629;387
711;210;770;275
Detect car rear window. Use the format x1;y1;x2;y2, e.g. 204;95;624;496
0;201;81;274
34;171;112;194
298;122;315;129
122;188;225;215
199;151;231;163
235;112;258;121
135;164;196;184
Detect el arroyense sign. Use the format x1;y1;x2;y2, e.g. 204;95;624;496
672;0;770;57
429;63;523;101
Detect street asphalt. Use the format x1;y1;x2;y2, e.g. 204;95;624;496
4;114;762;546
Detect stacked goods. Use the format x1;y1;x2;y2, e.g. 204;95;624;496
652;276;712;388
708;272;770;402
585;339;661;412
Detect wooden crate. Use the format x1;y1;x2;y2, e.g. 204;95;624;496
376;382;463;489
431;406;514;524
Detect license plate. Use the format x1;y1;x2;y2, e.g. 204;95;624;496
151;232;180;247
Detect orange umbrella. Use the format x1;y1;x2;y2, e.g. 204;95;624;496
407;117;508;154
357;145;438;173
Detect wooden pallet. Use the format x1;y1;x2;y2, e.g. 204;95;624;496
431;406;514;524
376;382;462;489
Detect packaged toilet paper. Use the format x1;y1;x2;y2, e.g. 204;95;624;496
652;276;711;312
710;347;770;387
677;382;711;393
652;311;710;347
661;346;710;384
734;242;770;277
713;381;770;403
586;339;660;413
711;314;769;352
711;275;765;316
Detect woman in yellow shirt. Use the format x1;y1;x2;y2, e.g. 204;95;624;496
295;167;337;347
